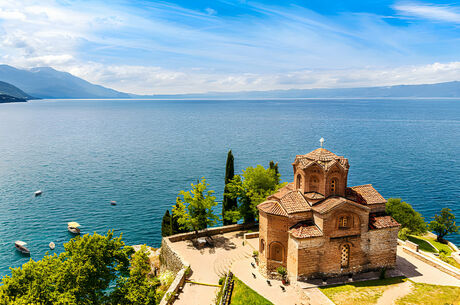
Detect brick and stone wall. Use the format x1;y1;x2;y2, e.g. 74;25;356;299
368;227;399;268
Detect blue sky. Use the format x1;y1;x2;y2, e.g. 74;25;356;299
0;0;459;94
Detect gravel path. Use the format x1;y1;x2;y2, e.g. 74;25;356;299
376;281;413;305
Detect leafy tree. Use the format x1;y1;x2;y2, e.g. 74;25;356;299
172;177;219;233
226;164;284;223
0;231;134;305
161;210;172;237
171;203;189;235
428;208;458;242
222;150;238;225
111;245;160;305
386;198;427;235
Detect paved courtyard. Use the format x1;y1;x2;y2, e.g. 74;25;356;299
169;232;460;305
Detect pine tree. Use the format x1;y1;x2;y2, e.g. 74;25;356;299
222;150;238;225
161;210;172;237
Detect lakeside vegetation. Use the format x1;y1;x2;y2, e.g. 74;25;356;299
161;150;283;235
0;232;167;305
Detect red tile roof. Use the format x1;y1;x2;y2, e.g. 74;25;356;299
312;196;369;214
279;191;311;214
257;201;288;217
369;214;400;229
294;148;349;171
290;223;323;238
349;184;386;205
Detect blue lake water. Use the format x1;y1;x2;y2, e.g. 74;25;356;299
0;98;459;276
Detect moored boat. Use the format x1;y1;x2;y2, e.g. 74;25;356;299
110;200;117;206
14;241;30;254
34;190;42;196
67;222;81;234
49;242;55;250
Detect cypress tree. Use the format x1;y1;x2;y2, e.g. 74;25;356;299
269;160;280;185
222;150;238;225
161;210;172;237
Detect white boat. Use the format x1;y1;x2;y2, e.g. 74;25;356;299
34;190;42;196
14;241;30;254
67;222;81;234
49;242;55;250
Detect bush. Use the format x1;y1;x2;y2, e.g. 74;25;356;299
398;227;410;241
253;250;259;257
219;277;225;286
379;267;387;280
276;266;287;278
158;270;175;287
386;198;427;235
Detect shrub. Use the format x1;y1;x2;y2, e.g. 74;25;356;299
398;227;410;241
379;267;387;280
253;250;259;257
276;266;287;278
386;198;427;235
158;270;175;287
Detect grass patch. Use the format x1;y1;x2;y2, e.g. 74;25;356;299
396;281;460;305
319;277;406;305
230;277;273;305
408;235;460;268
407;236;437;253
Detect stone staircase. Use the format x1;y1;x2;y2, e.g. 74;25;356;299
213;245;254;277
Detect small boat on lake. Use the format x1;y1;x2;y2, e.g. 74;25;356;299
110;201;117;206
49;242;55;250
67;222;81;234
34;190;42;196
14;241;30;254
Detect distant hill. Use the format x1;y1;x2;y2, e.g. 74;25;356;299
0;65;131;99
145;81;460;99
1;64;459;99
0;81;33;99
0;94;27;104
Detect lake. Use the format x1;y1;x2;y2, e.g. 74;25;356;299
0;98;458;275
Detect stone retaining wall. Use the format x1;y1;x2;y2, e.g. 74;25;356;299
168;223;258;243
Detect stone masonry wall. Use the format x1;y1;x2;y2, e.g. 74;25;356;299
368;227;399;268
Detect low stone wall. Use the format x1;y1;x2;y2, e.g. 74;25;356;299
159;267;188;305
160;238;188;273
405;240;419;252
402;246;460;280
244;232;259;240
168;223;258;243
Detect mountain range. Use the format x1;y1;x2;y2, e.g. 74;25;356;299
0;64;459;100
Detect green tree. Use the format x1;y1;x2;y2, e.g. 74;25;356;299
172;177;219;233
269;160;280;185
226;164;284;223
222;150;238;225
171;203;188;235
428;208;458;242
161;210;172;237
111;245;160;305
386;198;427;235
0;231;134;305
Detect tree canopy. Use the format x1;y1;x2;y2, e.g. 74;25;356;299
226;164;284;223
0;232;162;305
385;198;427;235
428;208;458;242
173;177;219;233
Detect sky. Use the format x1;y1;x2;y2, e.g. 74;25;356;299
0;0;459;94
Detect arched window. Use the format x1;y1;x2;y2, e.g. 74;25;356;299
341;244;350;268
309;176;319;192
260;239;265;253
270;242;284;262
330;178;338;194
296;174;302;190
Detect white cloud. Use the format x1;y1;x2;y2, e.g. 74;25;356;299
61;61;460;95
394;2;460;23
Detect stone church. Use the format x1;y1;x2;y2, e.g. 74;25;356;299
257;147;400;280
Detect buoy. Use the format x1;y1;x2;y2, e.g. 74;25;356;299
49;242;55;250
110;201;117;206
